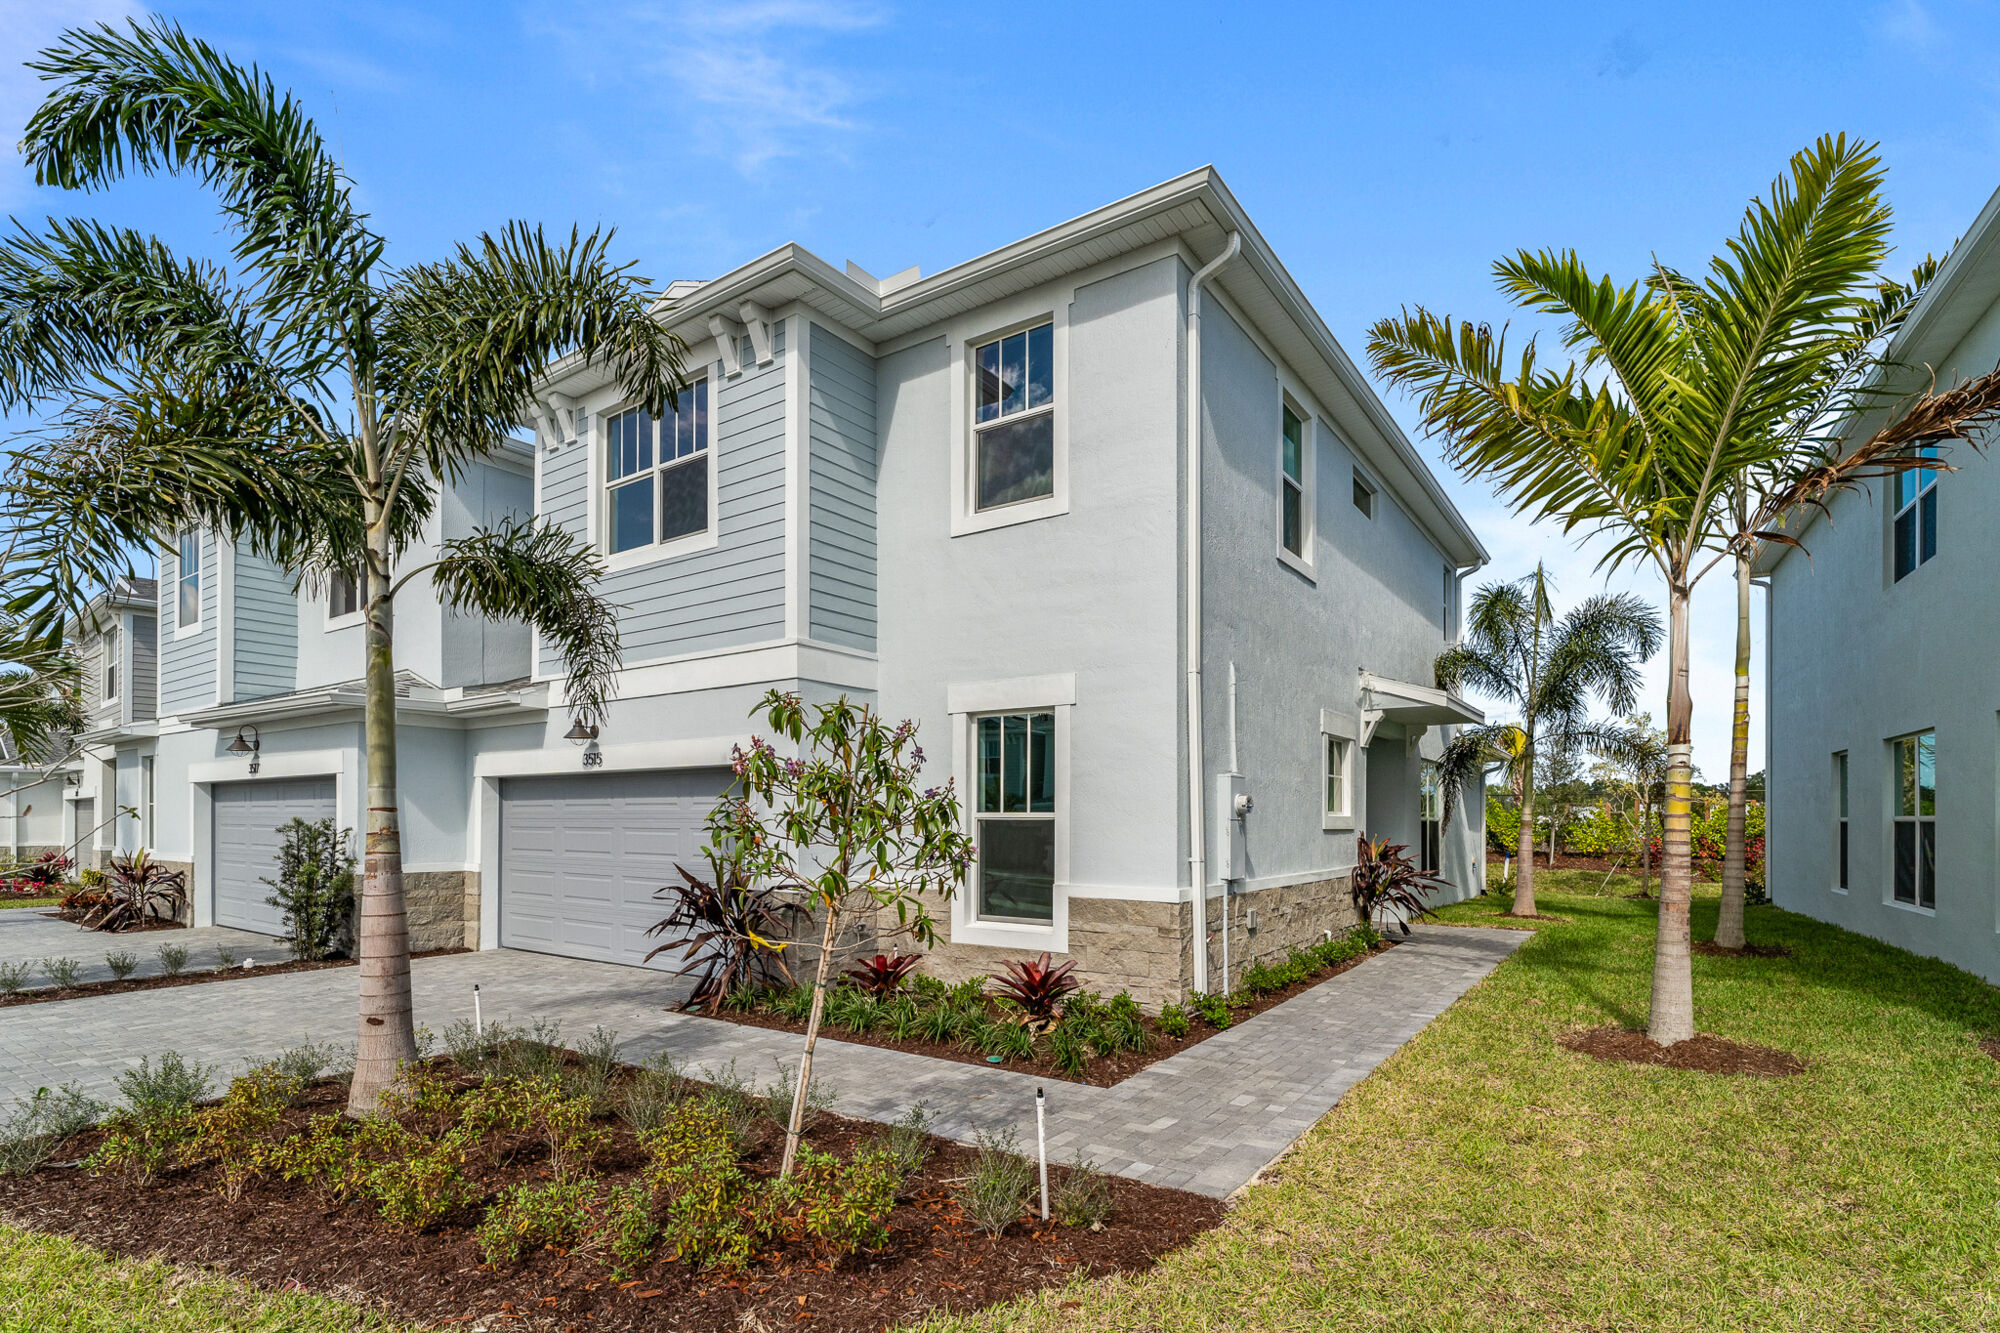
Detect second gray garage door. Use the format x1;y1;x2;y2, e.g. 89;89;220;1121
498;769;732;967
213;777;338;934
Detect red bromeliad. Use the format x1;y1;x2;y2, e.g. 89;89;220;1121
840;953;922;998
989;952;1079;1022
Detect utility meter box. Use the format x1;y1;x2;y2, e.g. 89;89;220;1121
1213;773;1253;883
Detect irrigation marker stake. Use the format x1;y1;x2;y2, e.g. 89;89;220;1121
1036;1086;1050;1222
472;983;483;1040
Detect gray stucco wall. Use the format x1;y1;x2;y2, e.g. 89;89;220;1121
159;533;218;715
540;333;788;665
1766;287;2000;985
233;547;299;701
807;321;879;650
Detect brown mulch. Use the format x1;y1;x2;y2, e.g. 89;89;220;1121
1691;941;1794;959
0;948;469;1009
1980;1037;2000;1065
703;938;1395;1088
1559;1025;1805;1077
0;1074;1225;1333
47;911;186;932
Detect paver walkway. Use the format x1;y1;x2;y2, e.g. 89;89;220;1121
0;925;1523;1197
0;908;276;989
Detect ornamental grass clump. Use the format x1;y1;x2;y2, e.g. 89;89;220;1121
959;1128;1034;1237
0;1084;104;1176
103;949;138;980
154;943;189;977
1052;1150;1114;1227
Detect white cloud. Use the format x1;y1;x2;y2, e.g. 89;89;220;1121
530;1;885;176
1880;0;1944;51
0;0;139;202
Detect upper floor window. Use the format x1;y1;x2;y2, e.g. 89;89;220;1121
102;624;119;702
973;710;1057;923
1442;565;1457;639
972;322;1054;511
605;379;710;556
1353;470;1376;519
1833;750;1848;891
1893;446;1938;581
176;531;200;631
1892;731;1934;909
329;569;361;621
1280;405;1307;558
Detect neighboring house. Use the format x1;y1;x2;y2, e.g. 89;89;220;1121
138;169;1489;1008
58;575;159;872
1758;180;2000;984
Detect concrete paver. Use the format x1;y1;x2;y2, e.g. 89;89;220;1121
0;908;278;989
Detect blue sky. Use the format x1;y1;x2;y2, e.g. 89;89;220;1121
5;0;1998;777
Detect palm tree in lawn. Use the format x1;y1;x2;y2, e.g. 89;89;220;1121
1431;563;1660;918
0;19;690;1110
1369;135;2000;1042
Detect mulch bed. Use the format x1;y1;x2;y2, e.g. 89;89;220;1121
0;1074;1225;1333
0;948;469;1009
1980;1037;2000;1065
46;911;186;932
1691;941;1793;959
1559;1025;1805;1077
701;938;1396;1089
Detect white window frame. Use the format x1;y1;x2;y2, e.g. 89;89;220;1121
141;754;155;849
1443;564;1458;641
1277;397;1314;578
325;568;364;631
1321;709;1357;830
1892;445;1939;582
101;622;120;706
597;375;721;573
949;306;1069;537
1352;468;1377;520
174;531;202;638
1889;729;1936;913
946;673;1074;950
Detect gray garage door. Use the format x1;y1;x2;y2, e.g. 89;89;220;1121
213;778;337;934
499;769;732;967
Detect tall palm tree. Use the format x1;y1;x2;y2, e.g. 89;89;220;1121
1369;136;2000;1043
1433;564;1660;917
0;19;690;1111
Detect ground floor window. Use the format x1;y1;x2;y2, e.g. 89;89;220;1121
1891;731;1934;908
974;711;1056;922
1833;750;1848;891
1419;763;1441;873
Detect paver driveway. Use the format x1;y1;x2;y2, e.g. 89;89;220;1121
0;908;276;989
0;925;1524;1198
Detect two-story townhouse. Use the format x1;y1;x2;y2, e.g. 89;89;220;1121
145;442;537;946
469;168;1489;1008
60;575;160;871
1759;179;2000;984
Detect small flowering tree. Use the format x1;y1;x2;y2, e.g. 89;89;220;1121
711;690;973;1178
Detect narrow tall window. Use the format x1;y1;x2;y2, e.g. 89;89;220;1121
329;568;361;620
1892;732;1935;908
974;711;1056;922
1280;405;1306;557
1442;565;1456;640
1893;446;1939;580
972;323;1055;510
102;624;118;702
177;531;200;629
1352;470;1375;518
1325;735;1352;819
1419;763;1442;872
1834;750;1848;891
605;379;710;554
141;755;155;848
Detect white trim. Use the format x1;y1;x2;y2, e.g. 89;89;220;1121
1321;722;1356;831
323;569;364;632
473;736;740;779
1276;393;1315;581
949;305;1070;536
541;638;878;701
784;312;807;639
945;672;1077;714
597;371;723;574
214;537;234;704
947;693;1072;951
172;531;204;640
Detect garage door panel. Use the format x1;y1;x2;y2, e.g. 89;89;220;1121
213;778;337;935
498;768;731;966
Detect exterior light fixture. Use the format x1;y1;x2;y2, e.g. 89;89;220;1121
563;718;599;744
226;724;261;774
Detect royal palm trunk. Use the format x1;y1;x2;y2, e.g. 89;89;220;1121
1512;740;1537;917
1649;587;1697;1045
1714;554;1752;950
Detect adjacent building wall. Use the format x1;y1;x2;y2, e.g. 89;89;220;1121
233;548;299;701
807;322;879;650
159;533;219;714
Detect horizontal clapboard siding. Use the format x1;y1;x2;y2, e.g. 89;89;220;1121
232;549;298;701
130;614;158;721
158;534;217;714
539;326;788;664
807;323;878;650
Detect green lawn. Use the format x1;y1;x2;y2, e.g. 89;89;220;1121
0;897;60;910
5;874;1998;1331
923;872;2000;1332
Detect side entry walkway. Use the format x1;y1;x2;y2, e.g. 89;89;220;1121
0;925;1523;1199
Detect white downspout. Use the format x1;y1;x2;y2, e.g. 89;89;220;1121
1185;230;1240;996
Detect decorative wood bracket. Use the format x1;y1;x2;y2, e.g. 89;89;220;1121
708;313;746;376
738;301;775;365
1358;708;1384;750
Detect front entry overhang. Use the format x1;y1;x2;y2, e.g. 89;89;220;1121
1357;671;1484;750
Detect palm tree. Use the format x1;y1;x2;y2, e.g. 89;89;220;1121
0;19;690;1111
0;612;85;772
1598;715;1669;898
1369;136;2000;1043
1432;564;1660;917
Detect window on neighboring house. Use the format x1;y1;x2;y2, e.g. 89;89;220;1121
1353;470;1375;519
973;711;1056;922
1324;733;1353;822
1834;750;1849;891
101;624;119;702
1893;446;1938;580
1280;405;1307;558
1892;731;1935;908
141;755;155;848
1419;763;1442;872
329;568;362;621
1442;565;1457;640
972;322;1054;511
605;379;711;555
176;531;200;630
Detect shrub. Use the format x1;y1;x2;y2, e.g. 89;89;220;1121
989;953;1079;1023
642;1097;757;1271
0;1084;105;1176
365;1139;476;1230
615;1052;689;1135
759;1060;834;1132
1047;1016;1090;1078
268;1114;373;1201
561;1026;622;1117
0;961;29;995
155;943;190;976
79;851;188;932
1188;991;1233;1030
1486;789;1522;855
841;952;923;997
595;1179;661;1276
83;1105;196;1183
214;946;238;970
771;985;815;1023
20;852;70;887
103;949;138;981
39;957;80;989
771;1144;899;1256
872;1102;934;1177
489;1018;568;1084
117;1052;214;1114
643;851;805;1010
1351;834;1449;935
1158;1003;1191;1039
187;1066;304;1200
476;1177;598;1266
261;1041;349;1090
958;1128;1033;1237
261;818;357;960
1052;1151;1113;1227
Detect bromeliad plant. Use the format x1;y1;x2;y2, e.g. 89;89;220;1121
1349;834;1450;937
712;691;973;1179
841;953;923;998
78;850;188;932
989;953;1079;1026
646;850;806;1011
